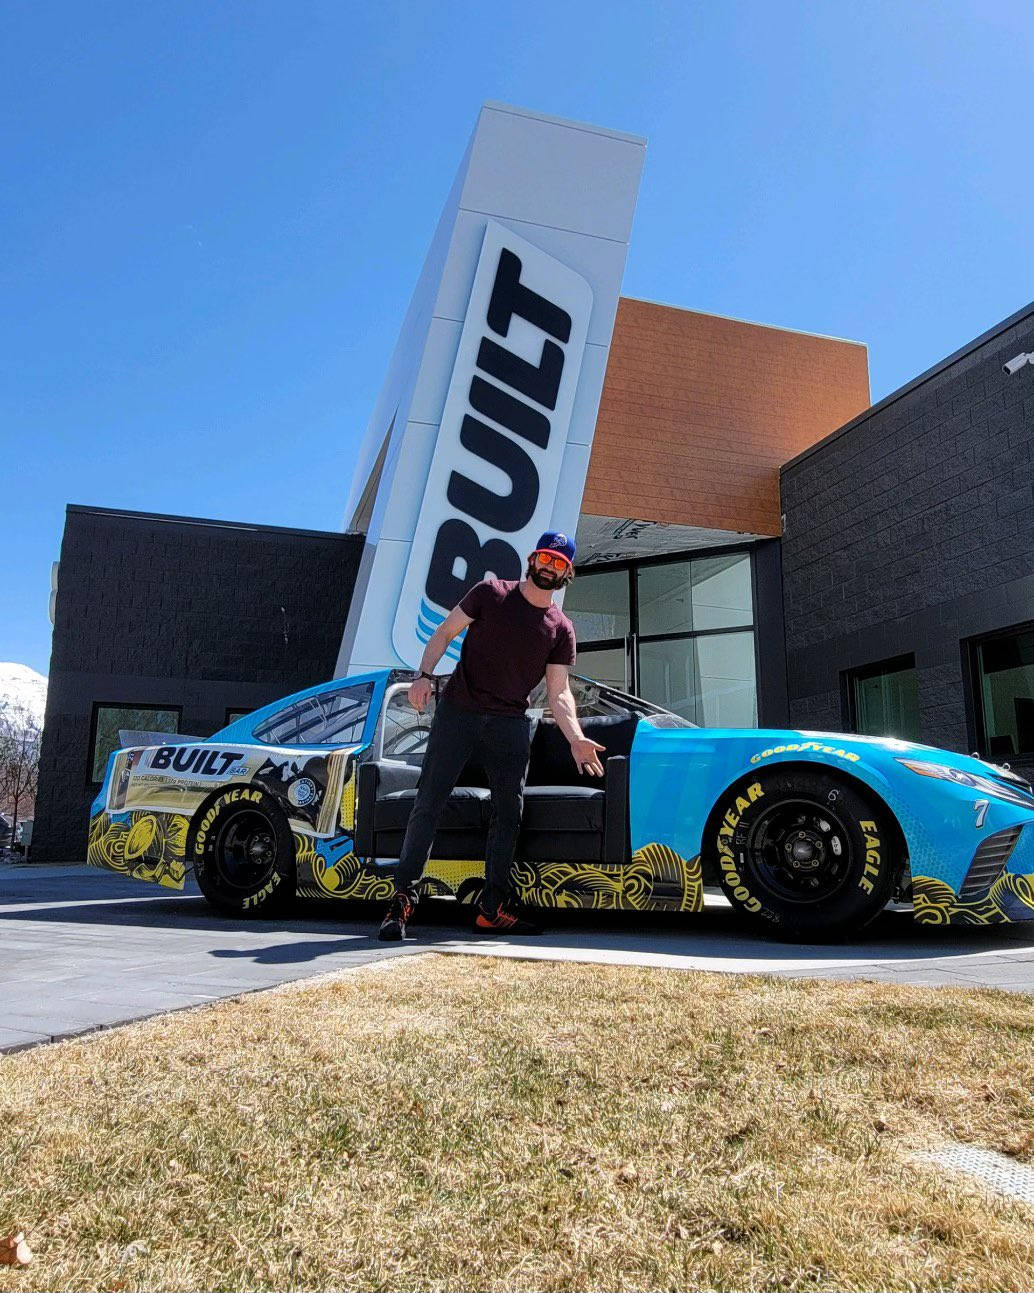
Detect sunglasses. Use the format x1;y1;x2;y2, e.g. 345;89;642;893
532;550;573;573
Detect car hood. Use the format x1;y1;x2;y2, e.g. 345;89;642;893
792;729;1030;788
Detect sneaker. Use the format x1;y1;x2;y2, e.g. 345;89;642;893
378;890;415;942
472;904;541;936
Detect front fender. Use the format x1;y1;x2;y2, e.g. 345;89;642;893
628;725;1034;924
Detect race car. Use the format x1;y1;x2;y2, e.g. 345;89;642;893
88;668;1034;939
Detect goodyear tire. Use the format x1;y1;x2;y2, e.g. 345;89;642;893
711;769;897;941
189;788;296;917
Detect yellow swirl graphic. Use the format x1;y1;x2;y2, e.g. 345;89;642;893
912;871;1034;925
294;833;395;902
88;811;188;890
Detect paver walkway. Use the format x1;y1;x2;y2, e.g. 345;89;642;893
0;865;420;1052
3;864;1033;1052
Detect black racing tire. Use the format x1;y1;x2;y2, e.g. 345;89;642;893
710;768;898;941
188;788;296;918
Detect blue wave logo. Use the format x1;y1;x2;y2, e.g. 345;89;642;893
416;599;464;664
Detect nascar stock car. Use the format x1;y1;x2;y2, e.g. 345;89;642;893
88;669;1034;939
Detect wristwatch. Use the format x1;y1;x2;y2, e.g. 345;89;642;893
419;671;437;681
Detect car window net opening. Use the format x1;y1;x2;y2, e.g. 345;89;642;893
253;682;374;746
380;687;438;760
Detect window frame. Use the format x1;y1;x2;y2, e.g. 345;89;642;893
965;621;1034;761
568;542;760;724
88;702;182;786
842;653;918;739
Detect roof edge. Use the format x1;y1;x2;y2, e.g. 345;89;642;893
619;296;868;349
65;503;363;543
782;298;1034;472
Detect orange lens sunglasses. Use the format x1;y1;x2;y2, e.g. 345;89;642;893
532;550;572;572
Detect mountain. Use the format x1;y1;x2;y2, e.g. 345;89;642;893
0;663;48;729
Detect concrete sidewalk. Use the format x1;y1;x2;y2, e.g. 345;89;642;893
0;865;421;1052
2;864;1034;1053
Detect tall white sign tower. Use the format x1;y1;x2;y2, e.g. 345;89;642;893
336;103;645;677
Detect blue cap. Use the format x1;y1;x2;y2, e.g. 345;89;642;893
535;530;576;565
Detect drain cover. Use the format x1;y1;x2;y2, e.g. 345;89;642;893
920;1143;1034;1207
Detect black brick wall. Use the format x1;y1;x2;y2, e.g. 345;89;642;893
34;507;363;862
781;302;1034;767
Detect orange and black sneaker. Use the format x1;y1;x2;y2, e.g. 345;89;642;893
378;890;415;942
472;904;541;936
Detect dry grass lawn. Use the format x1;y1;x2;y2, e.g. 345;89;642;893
2;955;1034;1291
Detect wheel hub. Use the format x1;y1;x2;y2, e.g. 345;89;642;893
213;810;278;892
743;799;853;905
786;830;823;870
247;833;274;866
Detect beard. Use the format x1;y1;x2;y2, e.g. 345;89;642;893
527;561;570;591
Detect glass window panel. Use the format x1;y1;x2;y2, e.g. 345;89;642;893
563;570;630;644
850;661;919;741
637;554;752;636
639;633;757;727
253;682;374;746
575;644;628;692
976;628;1034;757
91;706;179;781
691;554;753;630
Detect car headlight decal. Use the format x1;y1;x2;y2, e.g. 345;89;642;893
896;759;1034;809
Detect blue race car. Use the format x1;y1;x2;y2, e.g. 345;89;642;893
88;669;1034;939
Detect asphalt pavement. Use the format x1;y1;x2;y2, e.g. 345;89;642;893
2;863;1034;1053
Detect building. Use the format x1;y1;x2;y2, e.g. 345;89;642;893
33;298;868;862
30;103;1034;861
33;508;362;861
781;300;1034;775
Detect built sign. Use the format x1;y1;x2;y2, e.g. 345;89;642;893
335;102;646;676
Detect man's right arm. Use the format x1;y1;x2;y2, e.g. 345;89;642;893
408;604;474;711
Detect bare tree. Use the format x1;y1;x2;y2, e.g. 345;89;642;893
0;701;41;856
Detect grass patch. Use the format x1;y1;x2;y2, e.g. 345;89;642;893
1;956;1034;1291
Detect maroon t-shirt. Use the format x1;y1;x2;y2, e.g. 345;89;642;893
443;579;577;716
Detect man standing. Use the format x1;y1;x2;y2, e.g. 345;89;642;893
378;531;605;941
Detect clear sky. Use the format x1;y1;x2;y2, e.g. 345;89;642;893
4;0;1032;676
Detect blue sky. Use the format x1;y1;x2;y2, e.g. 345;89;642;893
4;0;1032;676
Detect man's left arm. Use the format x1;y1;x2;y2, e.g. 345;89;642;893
545;664;606;777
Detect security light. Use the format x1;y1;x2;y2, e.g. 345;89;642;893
1003;352;1034;375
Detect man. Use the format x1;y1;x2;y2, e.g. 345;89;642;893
378;531;605;941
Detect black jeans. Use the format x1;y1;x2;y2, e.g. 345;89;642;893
394;697;533;913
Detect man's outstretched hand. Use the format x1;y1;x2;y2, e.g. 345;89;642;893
570;737;606;777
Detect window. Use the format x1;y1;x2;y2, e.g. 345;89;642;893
563;569;630;641
253;682;374;747
971;626;1034;758
225;708;252;725
640;631;757;726
638;553;752;635
570;548;758;728
90;704;180;782
574;644;628;691
846;656;919;741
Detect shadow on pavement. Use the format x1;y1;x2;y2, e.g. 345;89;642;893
3;866;1033;969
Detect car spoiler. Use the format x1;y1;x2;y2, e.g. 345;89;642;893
117;730;207;749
